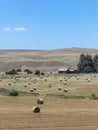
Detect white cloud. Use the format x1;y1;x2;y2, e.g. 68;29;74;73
4;28;11;31
3;27;27;32
13;27;27;31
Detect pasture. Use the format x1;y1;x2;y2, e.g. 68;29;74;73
0;72;98;129
0;72;98;98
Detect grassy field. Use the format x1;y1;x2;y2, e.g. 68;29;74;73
0;72;98;98
1;48;98;129
0;72;98;129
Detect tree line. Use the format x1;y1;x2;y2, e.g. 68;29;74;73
77;54;98;73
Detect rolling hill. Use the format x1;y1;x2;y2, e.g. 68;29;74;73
0;48;98;72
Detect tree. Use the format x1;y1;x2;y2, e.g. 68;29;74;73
34;70;40;75
77;54;85;72
77;54;94;73
5;69;18;75
24;69;32;74
93;54;98;72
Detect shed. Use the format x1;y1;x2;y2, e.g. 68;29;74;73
58;68;79;74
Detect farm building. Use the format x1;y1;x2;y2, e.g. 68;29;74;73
58;68;79;74
58;68;68;73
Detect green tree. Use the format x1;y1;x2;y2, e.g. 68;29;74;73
34;70;40;75
77;54;94;73
93;54;98;72
77;54;85;72
5;69;18;75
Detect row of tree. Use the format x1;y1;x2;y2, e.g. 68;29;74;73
77;54;98;73
5;68;45;75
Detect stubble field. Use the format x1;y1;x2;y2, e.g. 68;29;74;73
0;72;98;129
1;96;98;130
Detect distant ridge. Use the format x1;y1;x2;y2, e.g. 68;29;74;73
0;48;98;72
0;47;98;53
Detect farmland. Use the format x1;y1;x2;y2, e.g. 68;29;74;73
1;48;98;129
0;72;98;129
1;72;98;98
0;96;98;130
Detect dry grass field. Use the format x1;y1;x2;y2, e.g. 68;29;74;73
0;72;98;129
0;48;98;129
0;72;98;98
0;48;98;71
0;96;98;130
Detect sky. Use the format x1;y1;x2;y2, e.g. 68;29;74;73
0;0;98;50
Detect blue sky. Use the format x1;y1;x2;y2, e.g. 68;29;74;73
0;0;98;50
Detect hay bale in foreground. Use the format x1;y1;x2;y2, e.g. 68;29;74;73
32;106;40;113
37;98;44;104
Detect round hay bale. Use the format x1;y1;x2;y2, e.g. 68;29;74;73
64;89;68;92
33;81;36;83
8;83;11;85
30;89;33;92
33;87;36;90
87;79;91;82
77;77;79;80
48;82;52;87
37;98;44;104
13;81;16;84
24;85;27;87
60;79;63;82
44;78;47;81
32;106;40;113
40;76;43;78
48;85;52;87
63;82;67;85
28;82;31;85
58;87;62;90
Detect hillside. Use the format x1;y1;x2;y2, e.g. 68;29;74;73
0;48;98;71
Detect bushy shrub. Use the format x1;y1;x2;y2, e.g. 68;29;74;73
34;70;40;75
8;87;19;96
5;69;18;75
40;72;45;75
24;69;32;74
16;69;22;72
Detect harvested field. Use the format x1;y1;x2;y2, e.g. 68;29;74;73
0;96;98;130
0;71;98;129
